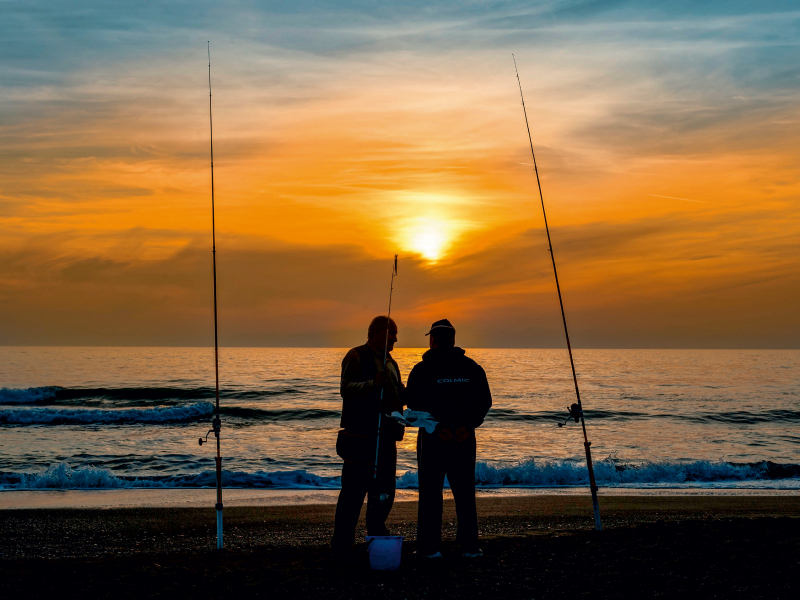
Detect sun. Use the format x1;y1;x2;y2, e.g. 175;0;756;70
389;192;472;262
407;219;449;261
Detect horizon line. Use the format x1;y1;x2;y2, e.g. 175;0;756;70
1;345;797;351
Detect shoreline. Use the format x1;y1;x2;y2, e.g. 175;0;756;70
2;485;800;510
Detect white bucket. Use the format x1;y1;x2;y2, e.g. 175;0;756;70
365;535;403;570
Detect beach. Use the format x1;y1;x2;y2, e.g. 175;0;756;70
3;495;799;599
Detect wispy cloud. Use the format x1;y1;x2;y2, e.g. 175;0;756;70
1;1;799;347
648;194;707;204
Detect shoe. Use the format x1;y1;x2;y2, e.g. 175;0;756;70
462;548;483;558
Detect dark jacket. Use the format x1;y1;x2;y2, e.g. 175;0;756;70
406;347;492;430
340;344;404;440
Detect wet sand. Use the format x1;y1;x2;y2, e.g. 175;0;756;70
3;495;799;598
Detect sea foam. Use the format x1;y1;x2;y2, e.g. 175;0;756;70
472;458;777;487
1;462;339;490
14;463;156;489
3;458;798;490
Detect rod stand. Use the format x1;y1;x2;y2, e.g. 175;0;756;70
215;506;223;549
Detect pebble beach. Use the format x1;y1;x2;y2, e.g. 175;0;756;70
3;495;799;599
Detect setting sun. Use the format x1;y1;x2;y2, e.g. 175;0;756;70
405;218;450;261
390;193;474;262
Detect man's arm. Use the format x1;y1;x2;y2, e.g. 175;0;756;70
340;349;376;400
405;364;424;411
385;358;405;413
467;365;493;429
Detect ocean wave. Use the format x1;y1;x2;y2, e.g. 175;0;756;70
5;463;157;489
0;386;306;405
472;459;795;487
3;459;799;490
53;386;306;401
0;463;339;489
0;387;59;404
0;402;214;425
4;387;799;427
487;408;800;424
220;407;340;421
679;410;800;424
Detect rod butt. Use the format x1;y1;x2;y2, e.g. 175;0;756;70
592;496;602;531
216;509;223;549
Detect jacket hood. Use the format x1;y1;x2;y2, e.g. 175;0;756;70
422;347;466;361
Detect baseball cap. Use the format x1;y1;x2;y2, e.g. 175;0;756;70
425;319;456;336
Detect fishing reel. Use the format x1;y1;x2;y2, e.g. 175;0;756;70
199;414;221;446
557;403;583;427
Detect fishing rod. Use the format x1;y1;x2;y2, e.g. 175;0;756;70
197;41;224;550
512;54;602;531
370;255;398;505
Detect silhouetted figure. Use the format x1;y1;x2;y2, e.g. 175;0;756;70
331;316;405;554
407;319;492;558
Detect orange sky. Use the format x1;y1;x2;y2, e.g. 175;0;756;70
1;2;798;347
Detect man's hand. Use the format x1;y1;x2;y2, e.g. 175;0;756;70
374;370;388;387
455;427;469;442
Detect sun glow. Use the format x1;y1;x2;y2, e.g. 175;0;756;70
407;218;450;261
390;193;475;262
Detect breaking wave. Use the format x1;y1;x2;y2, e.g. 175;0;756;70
2;459;799;490
0;462;339;490
0;387;59;404
0;402;214;425
472;458;800;487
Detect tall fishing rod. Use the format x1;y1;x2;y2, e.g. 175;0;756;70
371;255;398;502
512;54;602;531
197;41;224;550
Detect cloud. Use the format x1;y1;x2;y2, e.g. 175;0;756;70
1;203;797;347
1;1;799;347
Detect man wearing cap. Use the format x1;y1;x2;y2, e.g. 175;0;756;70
406;319;492;558
331;315;405;555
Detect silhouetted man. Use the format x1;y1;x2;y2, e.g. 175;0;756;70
331;316;405;554
407;319;492;558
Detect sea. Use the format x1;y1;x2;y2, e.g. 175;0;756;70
1;347;798;496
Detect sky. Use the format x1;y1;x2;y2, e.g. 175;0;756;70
0;1;798;348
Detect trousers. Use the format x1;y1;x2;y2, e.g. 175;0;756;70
331;442;397;549
416;429;478;554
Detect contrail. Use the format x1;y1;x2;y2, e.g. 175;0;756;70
648;194;707;204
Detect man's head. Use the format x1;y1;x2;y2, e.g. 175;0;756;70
367;315;398;353
425;318;456;349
